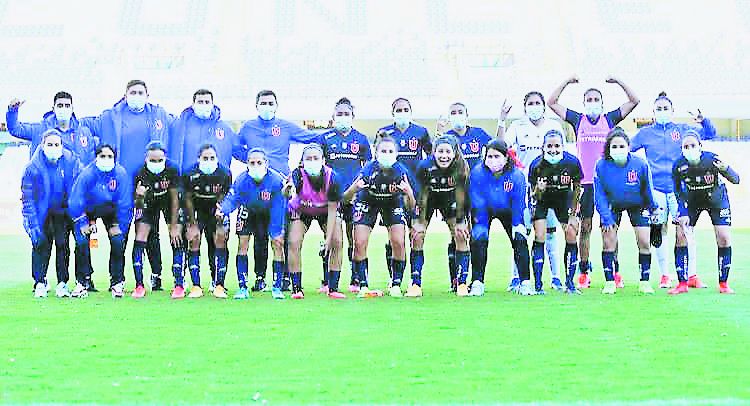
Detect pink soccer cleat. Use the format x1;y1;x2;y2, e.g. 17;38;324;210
348;283;360;293
291;291;305;299
318;285;329;294
328;291;346;299
718;282;735;294
688;275;707;289
131;285;146;299
659;275;672;289
578;273;591;289
668;282;689;295
614;272;624;288
171;285;185;299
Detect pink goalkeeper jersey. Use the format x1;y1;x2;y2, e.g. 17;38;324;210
575;115;612;184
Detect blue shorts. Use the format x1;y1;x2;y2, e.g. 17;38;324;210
353;200;407;228
579;184;595;219
290;210;329;230
612;207;650;228
688;206;731;227
235;205;272;238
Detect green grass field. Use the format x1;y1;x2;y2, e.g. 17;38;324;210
1;228;749;405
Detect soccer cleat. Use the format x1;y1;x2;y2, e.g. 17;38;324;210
578;273;591;289
718;282;735;294
535;288;546;295
281;277;291;292
388;285;403;297
348;281;360;293
55;282;70;298
233;287;250;300
111;282;125;298
659;275;673;289
84;279;98;292
251;278;267;292
506;278;521;292
405;284;423;297
291;291;305;299
614;272;625;288
34;283;48;298
212;285;228;299
171;285;186;299
150;275;163;291
518;280;534;296
188;286;203;298
688;275;707;289
450;278;458;293
565;286;582;295
318;284;330;294
601;281;616;295
668;282;689;295
131;285;146;299
357;287;383;298
271;287;285;300
468;281;485;297
551;278;564;291
71;283;88;298
328;291;346;299
638;281;655;294
456;283;469;297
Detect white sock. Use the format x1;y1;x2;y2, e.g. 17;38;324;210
687;228;698;277
655;227;670;276
546;231;560;279
511;256;519;279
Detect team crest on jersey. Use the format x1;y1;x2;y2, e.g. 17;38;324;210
503;180;513;192
627;170;638;183
271;125;281;137
388;183;398;193
704;172;715;184
154;119;163;131
212;184;222;194
216;128;225;140
469;140;480;153
671;129;680;141
108;179;117;191
261;191;271;201
351;142;359;153
80;135;88;147
408;138;418;151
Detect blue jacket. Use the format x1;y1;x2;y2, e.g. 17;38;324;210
6;107;98;164
167;105;245;175
594;154;656;226
630;119;716;193
68;162;134;235
469;163;526;228
21;147;82;237
445;126;492;169
219;170;286;239
80;99;172;178
237;116;319;176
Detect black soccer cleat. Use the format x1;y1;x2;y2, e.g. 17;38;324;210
251;277;267;292
281;277;292;292
150;274;163;291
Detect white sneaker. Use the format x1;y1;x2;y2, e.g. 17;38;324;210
469;281;485;297
638;281;655;294
71;283;88;298
518;280;535;296
55;282;71;298
388;285;403;297
34;282;48;298
602;281;616;294
111;282;125;298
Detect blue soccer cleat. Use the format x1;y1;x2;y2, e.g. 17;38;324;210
506;278;521;293
271;287;285;300
233;287;250;300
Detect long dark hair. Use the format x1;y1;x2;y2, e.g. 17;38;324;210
602;127;630;160
484;139;515;172
433;135;469;181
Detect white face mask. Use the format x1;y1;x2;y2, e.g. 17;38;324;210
610;148;629;165
247;164;268;181
199;160;218;175
126;95;147;112
54;107;73;123
43;144;63;162
526;105;544;121
584;102;603;117
146;160;166;175
654;110;672;125
683;147;702;164
257;105;276;121
96;157;115;172
544;151;562;165
303;159;324;176
334;115;353;132
393;112;411;129
193;103;213;119
449;113;467;131
377;152;398;168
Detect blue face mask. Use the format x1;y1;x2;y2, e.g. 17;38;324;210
654;110;672;125
257;105;276;121
96;157;115;172
199;160;218;175
610;149;629;165
544;152;562;165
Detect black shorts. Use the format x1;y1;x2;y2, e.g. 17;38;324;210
579;184;595;219
196;207;229;233
533;199;571;225
235;205;270;238
338;202;354;223
612;207;650;227
290;210;328;230
688;206;731;227
420;201;457;224
353;200;407;228
135;203;182;226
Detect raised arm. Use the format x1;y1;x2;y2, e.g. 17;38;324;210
606;76;640;118
6;99;42;141
548;75;579;119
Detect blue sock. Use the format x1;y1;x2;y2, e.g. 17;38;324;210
614;257;620;275
189;250;200;286
470;240;488;282
564;243;578;288
392;259;405;286
580;260;591;274
328;270;341;292
447;241;456;282
172;247;185;287
409;250;424;286
236;254;249;289
215;248;228;286
272;260;284;289
639;253;651;281
132;240;146;286
291;272;302;293
602;251;615;281
385;244;393;278
718;246;731;282
456;250;470;284
354;258;369;287
675;246;688;282
532;241;545;290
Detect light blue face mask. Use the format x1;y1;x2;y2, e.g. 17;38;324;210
610;149;629;165
199;160;218;175
126;95;147;112
193;103;213;119
654;110;672;125
96;157;115;172
146;160;166;175
450;114;467;131
526;105;544;121
683;147;702;164
334;115;353;132
544;152;562;165
257;105;276;121
584;102;603;117
393;112;411;129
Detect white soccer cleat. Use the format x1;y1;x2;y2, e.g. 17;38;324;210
468;281;485;297
388;285;403;297
55;282;71;298
71;283;88;298
111;282;125;298
518;280;535;296
34;282;48;298
602;281;616;294
638;281;655;294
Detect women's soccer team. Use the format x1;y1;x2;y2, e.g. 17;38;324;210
14;75;739;299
